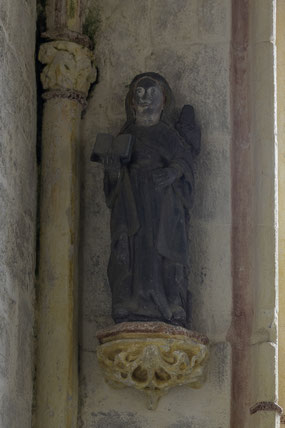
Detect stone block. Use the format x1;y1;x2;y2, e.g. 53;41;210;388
250;0;275;43
252;225;276;343
188;222;232;339
145;43;231;134
94;0;150;101
0;2;37;427
79;341;231;428
79;158;111;328
0;316;10;378
0;3;8;29
0;288;16;321
254;146;275;230
0;122;37;216
150;0;197;47
5;0;36;76
0;50;23;111
96;0;150;53
0;199;36;293
15;294;34;396
0;394;19;428
250;342;277;405
251;42;275;145
0;391;33;428
191;133;231;224
81;1;233;426
197;0;231;43
249;412;280;428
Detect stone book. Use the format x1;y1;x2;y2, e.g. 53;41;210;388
90;133;134;164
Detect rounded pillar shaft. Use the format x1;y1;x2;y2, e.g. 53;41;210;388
46;0;82;32
35;22;95;428
66;0;82;32
36;99;81;428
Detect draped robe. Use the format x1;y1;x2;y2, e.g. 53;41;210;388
104;121;194;326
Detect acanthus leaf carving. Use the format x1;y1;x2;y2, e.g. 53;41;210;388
39;40;96;95
97;333;209;410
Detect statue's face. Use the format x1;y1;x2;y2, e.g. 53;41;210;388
133;78;164;123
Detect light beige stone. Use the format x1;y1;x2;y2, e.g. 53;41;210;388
247;2;278;427
45;0;82;32
39;41;96;94
97;333;209;410
253;225;277;343
250;0;275;43
79;1;232;426
80;342;231;428
277;0;285;417
249;412;280;428
66;0;81;32
250;342;278;405
77;1;278;427
0;1;37;427
35;14;96;428
35;98;81;428
197;0;231;43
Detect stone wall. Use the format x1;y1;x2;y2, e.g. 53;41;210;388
0;1;37;427
79;1;232;426
248;0;278;426
278;0;285;417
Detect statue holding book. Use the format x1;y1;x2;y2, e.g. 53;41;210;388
91;72;201;327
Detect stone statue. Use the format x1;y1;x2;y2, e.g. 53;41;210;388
91;72;201;327
93;74;207;409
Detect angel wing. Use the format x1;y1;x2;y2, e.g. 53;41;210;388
175;105;201;156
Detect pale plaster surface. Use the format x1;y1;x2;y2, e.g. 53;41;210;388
250;412;280;428
246;1;278;426
277;0;285;416
79;342;230;428
79;0;232;426
250;0;277;341
0;0;37;427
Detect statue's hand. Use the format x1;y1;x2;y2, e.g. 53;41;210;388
152;167;180;189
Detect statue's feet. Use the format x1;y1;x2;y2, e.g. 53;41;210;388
170;305;186;326
112;305;130;323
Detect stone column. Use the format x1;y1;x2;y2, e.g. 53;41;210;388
35;3;96;426
277;0;285;423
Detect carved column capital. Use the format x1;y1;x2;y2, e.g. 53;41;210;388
39;40;96;105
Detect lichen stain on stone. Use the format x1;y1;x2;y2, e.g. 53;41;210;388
167;417;205;428
211;343;229;390
90;410;144;428
82;3;101;45
68;0;76;19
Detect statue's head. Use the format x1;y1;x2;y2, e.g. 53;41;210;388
124;72;175;127
132;77;164;126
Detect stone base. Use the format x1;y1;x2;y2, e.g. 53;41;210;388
96;322;210;409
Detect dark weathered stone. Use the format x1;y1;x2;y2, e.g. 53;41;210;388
91;73;200;327
97;321;209;345
249;402;283;415
41;30;93;49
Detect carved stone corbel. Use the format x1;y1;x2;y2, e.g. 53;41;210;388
97;322;210;410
